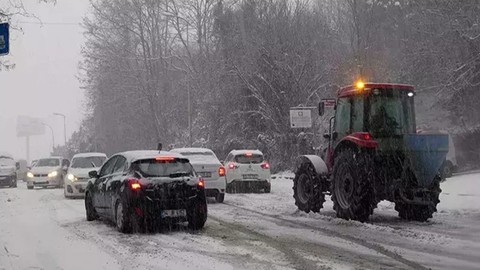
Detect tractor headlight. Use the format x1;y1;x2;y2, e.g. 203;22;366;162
48;171;58;178
67;173;75;181
27;172;34;178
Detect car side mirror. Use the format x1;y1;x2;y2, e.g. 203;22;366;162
88;170;98;179
323;133;331;139
318;101;325;116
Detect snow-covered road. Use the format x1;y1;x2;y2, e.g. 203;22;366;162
1;172;479;270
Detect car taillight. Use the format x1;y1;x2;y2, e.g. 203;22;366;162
228;163;237;170
128;178;142;191
218;166;226;177
261;163;270;170
198;179;205;189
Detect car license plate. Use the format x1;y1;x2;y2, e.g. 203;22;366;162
242;174;258;179
34;181;48;185
161;209;186;218
198;172;212;178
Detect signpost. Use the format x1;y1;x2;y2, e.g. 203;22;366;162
0;22;9;56
17;116;46;163
290;106;319;155
290;108;313;128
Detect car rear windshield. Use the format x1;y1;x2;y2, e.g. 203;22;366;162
179;151;218;163
132;158;195;178
36;158;60;167
234;154;264;164
71;156;106;168
0;156;15;166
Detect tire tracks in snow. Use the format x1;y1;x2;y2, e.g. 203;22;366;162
207;215;322;270
222;202;427;270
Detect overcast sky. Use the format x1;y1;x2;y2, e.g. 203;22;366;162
0;0;90;161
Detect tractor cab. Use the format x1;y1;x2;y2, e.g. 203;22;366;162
320;83;416;169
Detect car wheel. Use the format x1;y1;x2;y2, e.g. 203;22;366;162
27;185;34;190
85;192;98;221
115;200;132;233
215;193;225;203
264;184;271;193
188;200;207;230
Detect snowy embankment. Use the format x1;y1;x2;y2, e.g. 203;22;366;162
209;171;480;270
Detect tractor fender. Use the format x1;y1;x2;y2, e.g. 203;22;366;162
296;155;328;176
333;133;377;158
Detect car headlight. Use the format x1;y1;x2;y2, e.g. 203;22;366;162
27;172;34;178
67;174;76;181
48;171;58;178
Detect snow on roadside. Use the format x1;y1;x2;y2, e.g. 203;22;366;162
438;173;480;212
218;171;480;270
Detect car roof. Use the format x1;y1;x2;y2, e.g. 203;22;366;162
115;150;186;162
39;156;64;160
170;147;214;153
0;152;14;159
72;152;107;158
229;149;263;156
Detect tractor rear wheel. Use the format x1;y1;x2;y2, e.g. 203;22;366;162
293;161;325;213
395;177;441;222
331;149;377;222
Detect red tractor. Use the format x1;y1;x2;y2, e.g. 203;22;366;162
293;82;448;222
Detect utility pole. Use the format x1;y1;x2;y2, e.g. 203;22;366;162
26;136;30;164
53;113;67;145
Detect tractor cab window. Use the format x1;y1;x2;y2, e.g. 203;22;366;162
368;89;415;137
351;96;364;132
335;98;351;137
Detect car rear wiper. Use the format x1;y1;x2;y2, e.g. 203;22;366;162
169;172;192;178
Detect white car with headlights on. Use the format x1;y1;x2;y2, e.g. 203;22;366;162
27;157;70;189
64;152;107;198
224;150;271;193
170;148;226;203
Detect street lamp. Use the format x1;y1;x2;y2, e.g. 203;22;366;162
42;122;55;153
53;113;66;145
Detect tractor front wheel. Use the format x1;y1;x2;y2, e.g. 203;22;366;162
293;162;325;213
331;149;377;222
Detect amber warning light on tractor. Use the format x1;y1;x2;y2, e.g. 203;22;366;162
355;80;365;90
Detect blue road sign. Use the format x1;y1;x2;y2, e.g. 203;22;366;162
0;23;9;56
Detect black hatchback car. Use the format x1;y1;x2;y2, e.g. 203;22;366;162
84;150;207;233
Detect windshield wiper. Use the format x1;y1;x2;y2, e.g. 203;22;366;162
169;172;192;178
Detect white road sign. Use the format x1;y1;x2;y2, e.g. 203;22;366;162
290;109;312;128
16;116;45;137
